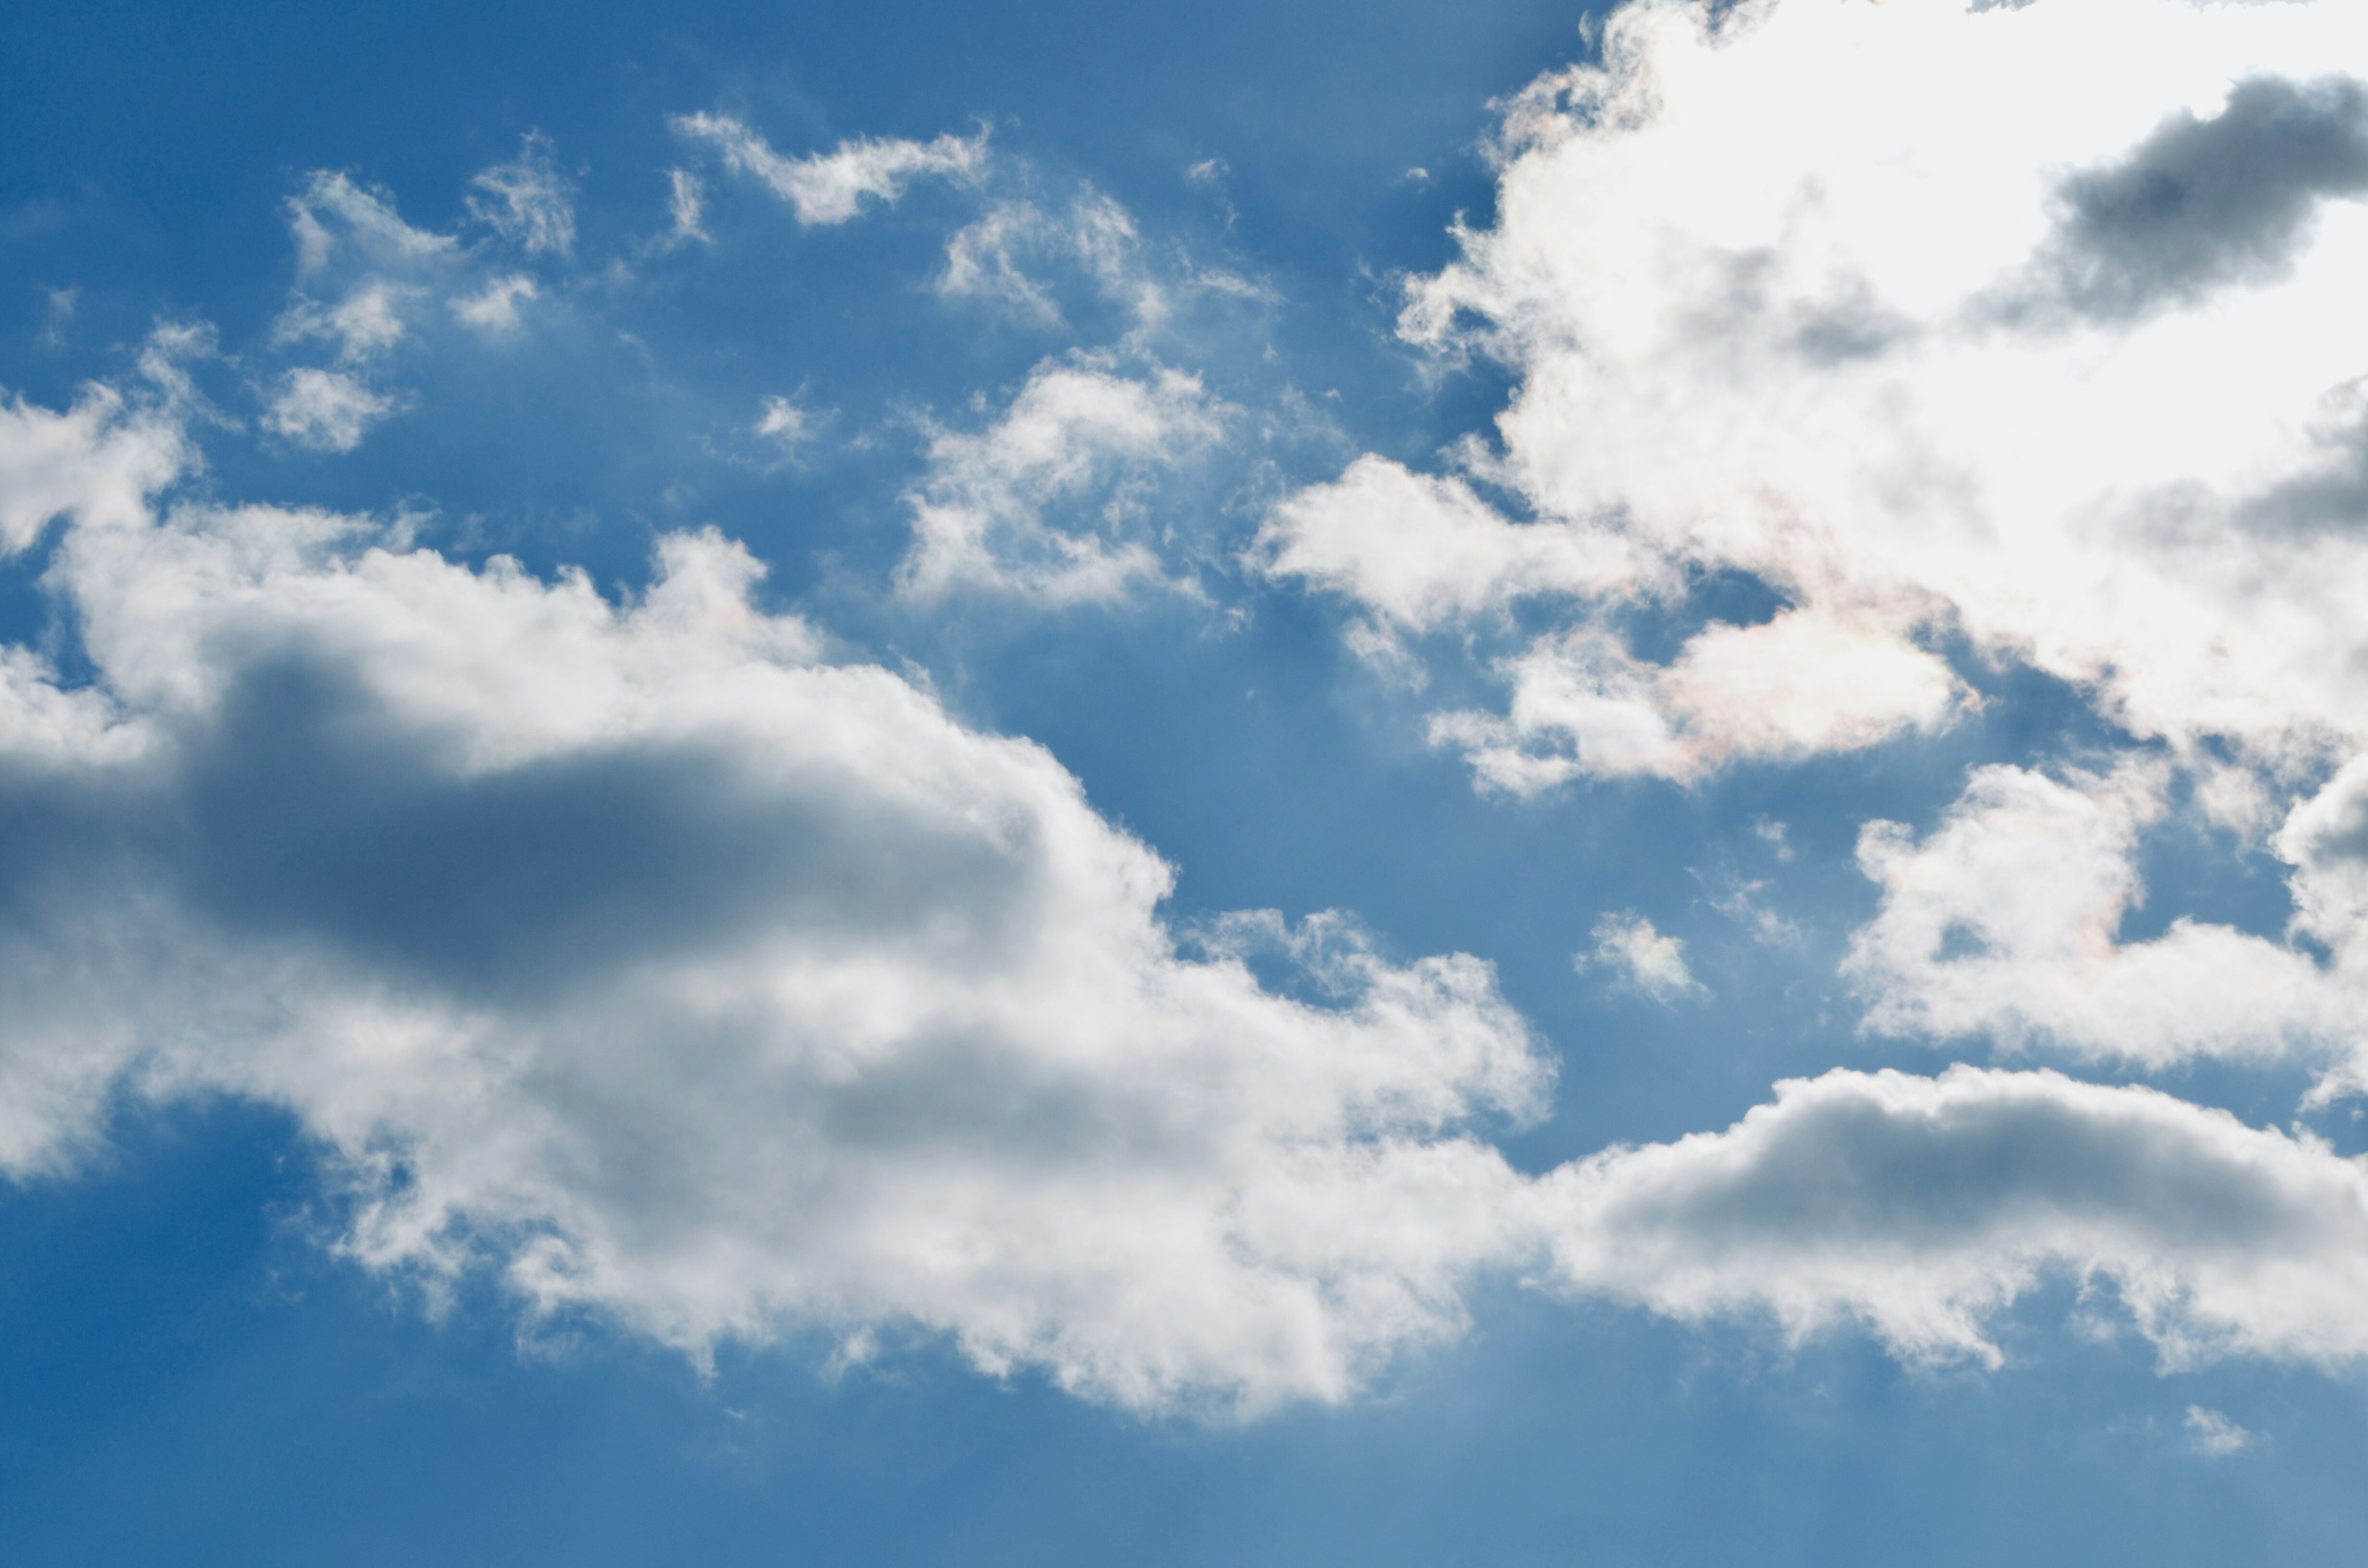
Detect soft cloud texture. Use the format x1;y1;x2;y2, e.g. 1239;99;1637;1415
898;355;1230;602
673;113;987;226
467;131;577;257
1541;1064;2368;1372
1582;912;1703;1003
23;385;2368;1411
0;385;1545;1414
264;368;401;452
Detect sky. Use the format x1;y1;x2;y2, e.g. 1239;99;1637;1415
9;0;2368;1561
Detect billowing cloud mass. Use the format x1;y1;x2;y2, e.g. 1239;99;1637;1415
673;113;987;225
24;4;2368;1428
1257;0;2368;1077
0;387;1545;1414
22;380;2368;1411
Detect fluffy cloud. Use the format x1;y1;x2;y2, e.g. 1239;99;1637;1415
20;387;2368;1405
673;113;987;226
898;355;1231;602
0;387;1546;1414
1581;911;1703;1003
1267;0;2368;786
1541;1064;2368;1372
1847;763;2356;1070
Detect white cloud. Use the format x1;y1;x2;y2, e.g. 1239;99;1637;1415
673;113;987;226
275;280;416;362
287;171;456;276
467;131;576;257
2184;1405;2256;1458
0;385;1549;1415
1431;608;1961;793
1540;1064;2368;1373
1267;0;2368;787
14;394;2368;1406
0;386;187;552
449;274;540;337
1581;911;1704;1003
898;355;1231;602
265;368;400;453
665;168;708;245
937;189;1169;329
1846;762;2356;1070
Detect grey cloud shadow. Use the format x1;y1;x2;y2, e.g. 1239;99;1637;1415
2001;75;2368;324
1619;1088;2318;1253
158;654;1049;1004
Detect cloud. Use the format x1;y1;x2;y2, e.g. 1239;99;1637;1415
1429;609;1960;793
665;168;708;245
15;393;2368;1408
1269;0;2368;784
1540;1064;2368;1372
938;192;1154;326
287;171;456;276
2184;1405;2256;1458
898;354;1231;602
1846;762;2354;1070
264;367;401;452
275;279;416;362
2028;75;2368;322
0;384;1549;1415
673;113;987;226
449;274;540;337
1581;912;1704;1003
466;131;577;257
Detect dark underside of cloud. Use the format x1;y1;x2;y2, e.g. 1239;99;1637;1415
2038;74;2368;320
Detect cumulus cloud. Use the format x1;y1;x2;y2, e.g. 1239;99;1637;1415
466;131;576;257
1540;1064;2368;1373
1268;0;2368;786
264;368;400;452
898;354;1230;602
673;113;987;226
1847;763;2356;1070
1581;912;1703;1003
0;385;1549;1414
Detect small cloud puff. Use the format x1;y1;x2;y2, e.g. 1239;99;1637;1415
263;367;400;452
1582;911;1704;1003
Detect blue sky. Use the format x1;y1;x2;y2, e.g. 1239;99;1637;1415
9;0;2368;1561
